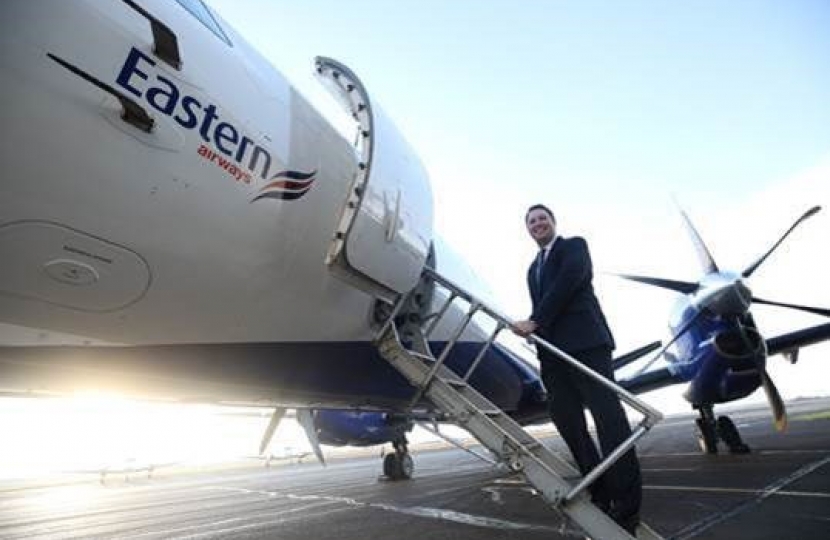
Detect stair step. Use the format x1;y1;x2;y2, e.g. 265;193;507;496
438;377;468;388
409;351;433;362
521;440;543;451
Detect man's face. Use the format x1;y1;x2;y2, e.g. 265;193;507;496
526;208;556;247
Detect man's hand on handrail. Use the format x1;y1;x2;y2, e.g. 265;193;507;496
512;319;538;338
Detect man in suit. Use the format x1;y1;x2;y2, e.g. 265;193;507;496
513;203;642;534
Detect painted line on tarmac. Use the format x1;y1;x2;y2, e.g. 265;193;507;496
646;484;830;498
190;485;581;537
669;454;830;540
642;468;697;472
120;500;344;540
170;506;355;540
640;448;830;458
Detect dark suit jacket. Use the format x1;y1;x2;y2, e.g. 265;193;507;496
528;236;615;355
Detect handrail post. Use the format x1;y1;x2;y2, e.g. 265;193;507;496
463;323;504;381
407;302;479;410
564;424;648;503
425;292;457;337
529;335;664;426
375;290;411;341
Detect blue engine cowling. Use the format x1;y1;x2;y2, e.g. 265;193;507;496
313;410;412;447
683;326;765;406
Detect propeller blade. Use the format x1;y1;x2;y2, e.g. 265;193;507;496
613;340;663;370
752;296;830;318
677;204;719;274
259;407;287;455
296;409;326;466
742;205;821;278
760;370;788;432
615;273;698;295
632;308;706;377
733;317;788;433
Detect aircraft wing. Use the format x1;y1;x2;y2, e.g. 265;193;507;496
618;367;679;395
765;322;830;359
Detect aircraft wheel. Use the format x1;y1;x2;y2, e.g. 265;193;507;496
398;453;414;479
383;453;398;478
717;416;751;454
695;417;718;454
383;452;413;480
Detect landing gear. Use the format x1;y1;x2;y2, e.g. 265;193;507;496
695;407;718;454
694;406;751;454
383;437;414;480
717;416;751;454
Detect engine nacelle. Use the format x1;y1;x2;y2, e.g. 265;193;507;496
684;326;765;405
313;410;412;447
712;326;764;361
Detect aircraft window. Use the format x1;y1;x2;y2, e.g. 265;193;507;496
173;0;232;46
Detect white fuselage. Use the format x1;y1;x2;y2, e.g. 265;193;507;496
0;0;471;348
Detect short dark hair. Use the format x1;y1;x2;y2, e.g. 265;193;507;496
525;204;555;223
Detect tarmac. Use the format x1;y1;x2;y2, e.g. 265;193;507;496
1;396;829;539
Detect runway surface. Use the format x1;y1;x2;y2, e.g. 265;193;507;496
2;397;829;539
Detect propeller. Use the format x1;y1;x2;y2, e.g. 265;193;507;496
613;340;663;370
260;408;327;466
631;308;708;377
614;274;698;295
742;206;821;278
733;316;788;432
677;204;719;274
259;407;287;455
760;370;788;432
614;203;824;432
751;296;830;318
297;409;326;466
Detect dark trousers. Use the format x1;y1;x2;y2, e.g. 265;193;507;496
539;346;642;521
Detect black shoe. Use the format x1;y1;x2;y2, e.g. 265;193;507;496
591;496;611;513
608;508;639;535
616;513;640;535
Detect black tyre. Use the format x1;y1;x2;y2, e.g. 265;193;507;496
398;453;414;479
383;452;414;480
695;417;718;454
383;453;399;478
717;416;751;454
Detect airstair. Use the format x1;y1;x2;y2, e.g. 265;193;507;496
374;267;664;540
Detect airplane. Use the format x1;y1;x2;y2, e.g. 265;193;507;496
1;0;827;492
256;444;312;467
613;205;830;454
94;458;174;484
0;0;551;482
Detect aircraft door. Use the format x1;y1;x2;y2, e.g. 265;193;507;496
316;58;433;301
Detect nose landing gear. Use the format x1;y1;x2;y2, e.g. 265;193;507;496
383;436;414;480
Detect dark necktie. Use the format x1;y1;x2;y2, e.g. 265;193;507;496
535;248;546;291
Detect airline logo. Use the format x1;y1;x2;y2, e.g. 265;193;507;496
252;170;316;201
115;47;316;202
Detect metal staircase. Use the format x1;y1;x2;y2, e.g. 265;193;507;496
374;267;664;540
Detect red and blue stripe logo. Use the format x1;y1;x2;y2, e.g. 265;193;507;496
252;170;317;202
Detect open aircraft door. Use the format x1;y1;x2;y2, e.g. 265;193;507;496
316;57;433;301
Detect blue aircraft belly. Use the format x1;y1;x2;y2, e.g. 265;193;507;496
0;341;547;415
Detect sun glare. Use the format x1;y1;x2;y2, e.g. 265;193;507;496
0;395;295;480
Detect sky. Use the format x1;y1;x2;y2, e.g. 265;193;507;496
3;0;830;478
204;0;830;403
